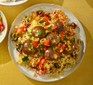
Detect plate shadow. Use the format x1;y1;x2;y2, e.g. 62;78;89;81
86;0;93;8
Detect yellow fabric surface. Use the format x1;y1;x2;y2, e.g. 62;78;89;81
0;0;93;85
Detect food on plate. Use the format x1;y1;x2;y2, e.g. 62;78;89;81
0;15;5;33
11;9;81;77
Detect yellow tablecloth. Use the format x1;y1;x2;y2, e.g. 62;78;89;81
0;0;93;85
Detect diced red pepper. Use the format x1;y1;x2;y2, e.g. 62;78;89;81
44;39;50;46
56;47;60;52
0;24;4;32
43;16;49;21
52;26;57;30
45;21;50;26
32;41;39;48
56;44;65;52
61;44;65;49
0;21;4;32
0;21;3;26
39;57;46;68
43;46;48;51
41;68;46;74
60;32;65;37
15;26;26;33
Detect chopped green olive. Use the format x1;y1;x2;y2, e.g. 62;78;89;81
22;56;28;62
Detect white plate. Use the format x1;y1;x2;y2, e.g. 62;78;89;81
8;3;86;82
0;0;28;6
0;10;7;43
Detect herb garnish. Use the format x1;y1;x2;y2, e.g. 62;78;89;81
22;56;28;62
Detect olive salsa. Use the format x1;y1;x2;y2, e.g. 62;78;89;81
11;10;81;76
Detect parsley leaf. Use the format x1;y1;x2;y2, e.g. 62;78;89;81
36;30;42;36
39;20;44;24
48;27;52;31
22;56;28;62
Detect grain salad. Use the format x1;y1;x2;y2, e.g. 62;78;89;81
11;9;81;77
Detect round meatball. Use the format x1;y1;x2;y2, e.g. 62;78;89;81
44;48;61;59
32;26;45;38
46;33;60;45
54;21;65;33
22;40;37;55
45;48;54;59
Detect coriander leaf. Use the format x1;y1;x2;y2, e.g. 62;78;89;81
53;47;56;51
63;36;67;40
36;30;42;36
71;38;75;43
27;28;31;35
39;20;44;24
22;56;28;62
30;43;33;49
48;27;52;31
25;15;27;18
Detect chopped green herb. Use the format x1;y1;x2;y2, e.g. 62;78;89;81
27;28;31;35
36;30;42;36
22;56;28;62
53;47;56;51
48;27;52;31
25;15;27;18
49;37;52;40
30;43;33;49
71;38;75;43
40;50;44;55
39;20;44;24
63;36;67;40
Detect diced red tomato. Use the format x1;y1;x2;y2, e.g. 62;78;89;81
43;16;49;21
56;44;65;52
39;57;46;68
0;24;4;32
45;21;50;26
41;68;46;74
44;39;50;46
52;26;57;30
43;46;48;51
60;32;65;37
0;21;3;26
32;41;39;48
0;21;4;32
61;44;65;49
56;47;60;52
15;26;26;33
